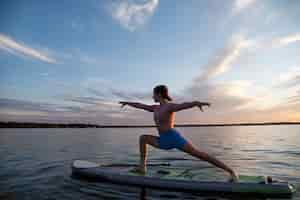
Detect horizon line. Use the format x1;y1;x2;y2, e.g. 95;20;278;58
1;121;300;128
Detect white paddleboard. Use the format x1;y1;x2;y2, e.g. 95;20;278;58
71;160;296;197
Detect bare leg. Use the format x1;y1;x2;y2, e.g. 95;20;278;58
132;135;160;174
181;142;238;182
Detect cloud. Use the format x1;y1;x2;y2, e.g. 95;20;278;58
157;79;263;124
0;98;81;114
63;96;107;106
275;67;300;89
109;87;152;101
232;0;256;15
62;96;124;112
1;75;299;124
178;31;298;118
86;86;153;106
271;33;300;47
174;76;300;123
270;67;300;107
247;33;300;50
81;77;152;101
195;35;252;82
0;33;56;63
108;0;159;31
87;87;107;98
262;98;300;120
0;97;153;125
183;80;254;112
287;90;300;104
195;33;300;83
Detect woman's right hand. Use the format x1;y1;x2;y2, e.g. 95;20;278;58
196;101;211;112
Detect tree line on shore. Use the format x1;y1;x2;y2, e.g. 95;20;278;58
0;121;299;128
0;122;100;128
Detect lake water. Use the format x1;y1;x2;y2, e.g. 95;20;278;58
0;125;299;199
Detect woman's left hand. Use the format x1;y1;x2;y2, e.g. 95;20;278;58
197;102;210;112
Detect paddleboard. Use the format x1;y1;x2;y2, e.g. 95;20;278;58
71;160;296;197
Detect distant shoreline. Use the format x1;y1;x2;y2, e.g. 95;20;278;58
0;121;300;128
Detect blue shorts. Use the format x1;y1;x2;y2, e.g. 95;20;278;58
158;128;188;150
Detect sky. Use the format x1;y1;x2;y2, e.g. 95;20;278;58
0;0;300;125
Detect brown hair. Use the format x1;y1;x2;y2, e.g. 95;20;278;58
153;85;172;101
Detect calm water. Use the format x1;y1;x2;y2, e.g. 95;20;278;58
0;126;299;200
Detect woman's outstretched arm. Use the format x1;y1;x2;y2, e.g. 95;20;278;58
168;101;210;112
119;101;155;112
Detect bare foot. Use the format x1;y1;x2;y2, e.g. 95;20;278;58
228;171;239;183
130;166;146;175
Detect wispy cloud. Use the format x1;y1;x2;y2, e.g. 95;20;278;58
0;33;56;63
183;80;254;112
176;75;300;123
0;97;149;124
261;96;300;121
178;32;300;117
248;33;300;50
270;33;300;47
287;90;300;104
195;35;252;82
86;85;152;103
81;77;152;101
275;67;300;89
195;33;300;82
0;98;64;114
63;96;106;106
232;0;257;15
108;0;159;31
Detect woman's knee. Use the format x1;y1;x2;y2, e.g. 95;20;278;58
139;134;159;147
139;134;149;143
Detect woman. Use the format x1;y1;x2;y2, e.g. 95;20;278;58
119;85;238;182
